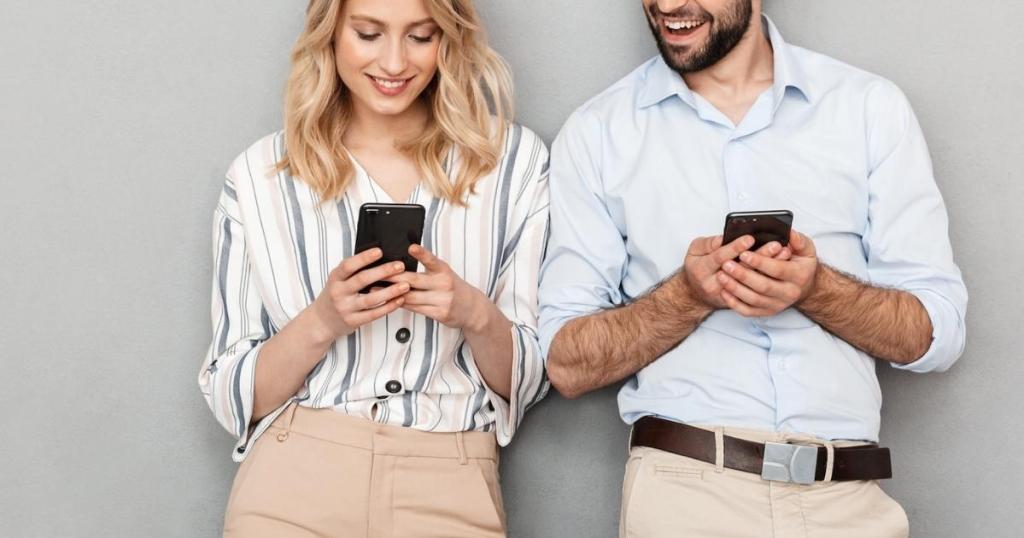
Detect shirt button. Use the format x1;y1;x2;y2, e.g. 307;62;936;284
386;380;403;394
738;192;749;200
395;328;411;343
236;446;245;454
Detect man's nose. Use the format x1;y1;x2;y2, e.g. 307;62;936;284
656;0;693;14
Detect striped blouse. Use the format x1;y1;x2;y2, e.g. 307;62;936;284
198;124;550;462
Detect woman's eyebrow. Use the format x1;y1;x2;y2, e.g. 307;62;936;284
349;15;436;29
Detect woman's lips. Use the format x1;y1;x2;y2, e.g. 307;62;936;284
367;75;413;97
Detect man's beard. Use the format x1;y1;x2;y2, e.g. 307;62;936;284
647;0;754;74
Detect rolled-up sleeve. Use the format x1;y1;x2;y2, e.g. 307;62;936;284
480;131;552;445
861;81;968;373
538;110;628;359
197;179;275;456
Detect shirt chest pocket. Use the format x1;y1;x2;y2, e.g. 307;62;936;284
744;143;872;280
742;139;869;241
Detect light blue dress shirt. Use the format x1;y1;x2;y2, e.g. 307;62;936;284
538;17;968;442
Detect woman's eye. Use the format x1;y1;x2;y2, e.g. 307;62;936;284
409;33;436;44
356;31;380;41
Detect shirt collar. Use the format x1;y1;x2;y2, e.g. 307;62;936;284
638;14;815;110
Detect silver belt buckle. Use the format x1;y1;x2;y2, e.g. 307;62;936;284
761;442;818;485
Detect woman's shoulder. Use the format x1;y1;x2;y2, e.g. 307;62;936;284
501;122;547;157
492;122;548;183
498;122;549;183
224;130;287;189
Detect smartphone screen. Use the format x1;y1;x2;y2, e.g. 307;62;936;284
722;210;794;252
354;203;426;292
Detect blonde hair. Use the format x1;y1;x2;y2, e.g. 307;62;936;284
277;0;513;204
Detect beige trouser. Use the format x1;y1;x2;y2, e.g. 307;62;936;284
223;403;505;538
620;425;910;538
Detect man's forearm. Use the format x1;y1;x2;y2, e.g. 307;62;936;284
547;273;712;399
797;264;932;364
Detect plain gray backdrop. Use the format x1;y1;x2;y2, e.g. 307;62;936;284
1;1;1021;536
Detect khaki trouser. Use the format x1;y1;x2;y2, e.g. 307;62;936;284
620;425;910;538
223;403;505;537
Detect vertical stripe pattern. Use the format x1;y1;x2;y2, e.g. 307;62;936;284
197;125;551;462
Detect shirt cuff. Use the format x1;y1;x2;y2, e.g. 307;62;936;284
889;288;965;374
538;312;576;362
485;324;549;446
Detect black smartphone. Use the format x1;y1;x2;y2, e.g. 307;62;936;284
354;203;426;293
722;210;794;252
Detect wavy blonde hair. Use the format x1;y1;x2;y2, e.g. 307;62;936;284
276;0;513;204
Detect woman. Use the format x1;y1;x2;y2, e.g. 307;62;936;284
197;0;549;535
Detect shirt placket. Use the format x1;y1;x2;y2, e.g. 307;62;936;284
374;307;413;417
371;185;421;423
722;138;755;212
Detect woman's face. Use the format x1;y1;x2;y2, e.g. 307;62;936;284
335;0;441;119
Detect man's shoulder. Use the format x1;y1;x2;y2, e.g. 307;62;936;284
790;44;905;103
565;56;659;127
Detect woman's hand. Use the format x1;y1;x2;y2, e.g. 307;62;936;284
391;244;514;399
309;248;411;342
252;248;409;420
390;244;495;332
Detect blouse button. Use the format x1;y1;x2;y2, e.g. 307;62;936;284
396;328;411;343
386;380;403;394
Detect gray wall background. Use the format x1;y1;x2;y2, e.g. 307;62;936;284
1;1;1021;536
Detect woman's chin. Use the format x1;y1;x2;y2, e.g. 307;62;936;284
350;90;422;118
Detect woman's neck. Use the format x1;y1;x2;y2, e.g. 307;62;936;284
344;98;430;151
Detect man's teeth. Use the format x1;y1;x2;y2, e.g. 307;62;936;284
666;20;704;30
374;77;407;89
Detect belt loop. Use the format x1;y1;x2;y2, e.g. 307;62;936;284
456;432;468;465
277;400;297;442
627;425;635;456
714;427;725;473
823;441;835;483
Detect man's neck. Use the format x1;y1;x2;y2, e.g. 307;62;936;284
682;15;775;117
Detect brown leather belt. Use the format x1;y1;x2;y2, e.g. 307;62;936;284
630;417;892;483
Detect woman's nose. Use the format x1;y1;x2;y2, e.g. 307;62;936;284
378;38;408;76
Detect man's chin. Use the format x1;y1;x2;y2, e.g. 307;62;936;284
652;31;705;71
659;48;701;74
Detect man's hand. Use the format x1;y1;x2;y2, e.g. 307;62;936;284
548;233;792;398
716;230;819;317
683;234;796;311
683;235;757;309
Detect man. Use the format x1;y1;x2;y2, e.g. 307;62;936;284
539;1;967;536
